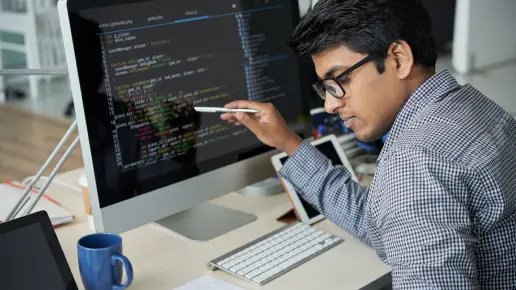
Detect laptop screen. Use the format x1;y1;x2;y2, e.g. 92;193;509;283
0;212;77;290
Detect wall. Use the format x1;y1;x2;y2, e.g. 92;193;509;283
453;0;516;74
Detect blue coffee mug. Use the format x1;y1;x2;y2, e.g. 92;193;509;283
77;233;133;290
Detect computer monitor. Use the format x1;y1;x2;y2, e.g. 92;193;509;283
57;0;312;239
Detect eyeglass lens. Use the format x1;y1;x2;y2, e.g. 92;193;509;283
323;79;344;98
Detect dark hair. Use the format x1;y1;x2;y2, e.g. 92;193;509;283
288;0;437;72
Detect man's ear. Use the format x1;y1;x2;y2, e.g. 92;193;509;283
387;40;414;79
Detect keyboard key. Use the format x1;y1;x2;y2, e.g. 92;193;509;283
252;276;266;283
307;247;318;256
247;256;259;263
237;266;254;276
221;260;236;269
299;250;311;259
239;260;251;267
255;260;267;268
231;263;247;272
266;269;277;276
279;257;296;268
245;269;262;279
320;233;331;240
270;265;284;273
324;238;334;246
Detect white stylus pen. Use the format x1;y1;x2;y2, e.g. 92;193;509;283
194;106;259;113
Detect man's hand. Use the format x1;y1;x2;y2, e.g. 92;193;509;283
220;100;302;155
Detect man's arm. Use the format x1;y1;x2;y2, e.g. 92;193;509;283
278;140;371;246
219;100;370;245
377;147;479;289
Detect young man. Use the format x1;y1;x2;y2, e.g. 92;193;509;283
221;0;516;288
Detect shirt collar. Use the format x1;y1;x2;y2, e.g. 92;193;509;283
377;69;461;163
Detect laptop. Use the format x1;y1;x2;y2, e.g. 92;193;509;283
0;211;78;290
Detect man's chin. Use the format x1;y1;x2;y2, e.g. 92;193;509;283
355;129;384;143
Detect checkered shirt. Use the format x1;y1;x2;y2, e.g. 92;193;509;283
278;69;516;289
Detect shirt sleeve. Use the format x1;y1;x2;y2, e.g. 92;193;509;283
278;140;371;246
377;146;479;289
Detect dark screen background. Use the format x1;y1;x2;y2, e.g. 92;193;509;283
280;141;344;219
0;224;65;290
68;0;313;207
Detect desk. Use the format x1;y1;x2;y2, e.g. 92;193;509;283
49;168;391;290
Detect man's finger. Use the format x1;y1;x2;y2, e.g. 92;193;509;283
235;112;261;134
220;112;235;120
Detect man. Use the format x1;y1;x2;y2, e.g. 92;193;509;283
221;0;516;288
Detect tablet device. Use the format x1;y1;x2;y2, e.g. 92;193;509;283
0;211;78;290
271;134;358;224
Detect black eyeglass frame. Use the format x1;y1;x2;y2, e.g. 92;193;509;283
312;54;378;100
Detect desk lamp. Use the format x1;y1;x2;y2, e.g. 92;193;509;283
0;68;79;222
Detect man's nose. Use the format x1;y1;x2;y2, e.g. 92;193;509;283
324;93;343;114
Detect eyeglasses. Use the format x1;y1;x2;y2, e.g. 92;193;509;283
312;54;377;100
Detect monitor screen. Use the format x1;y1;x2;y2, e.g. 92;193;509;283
279;141;344;219
0;223;75;290
66;0;312;207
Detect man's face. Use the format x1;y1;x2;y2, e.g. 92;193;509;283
312;45;408;142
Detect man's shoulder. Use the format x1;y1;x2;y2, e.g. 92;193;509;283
394;83;515;165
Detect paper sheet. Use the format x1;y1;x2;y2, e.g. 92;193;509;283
174;275;245;290
0;182;74;226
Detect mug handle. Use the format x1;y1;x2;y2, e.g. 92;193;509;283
111;253;134;290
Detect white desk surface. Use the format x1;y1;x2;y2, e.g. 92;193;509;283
50;168;391;290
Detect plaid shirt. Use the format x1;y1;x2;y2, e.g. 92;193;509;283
278;70;516;289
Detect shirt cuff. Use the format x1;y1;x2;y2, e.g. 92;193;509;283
278;139;329;189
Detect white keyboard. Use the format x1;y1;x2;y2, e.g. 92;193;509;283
207;222;343;285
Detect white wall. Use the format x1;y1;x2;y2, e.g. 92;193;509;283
298;0;313;17
453;0;516;74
